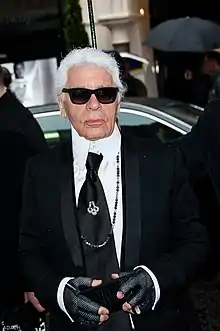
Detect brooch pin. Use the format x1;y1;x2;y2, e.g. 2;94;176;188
87;201;99;216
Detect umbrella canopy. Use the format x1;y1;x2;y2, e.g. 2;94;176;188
144;17;220;52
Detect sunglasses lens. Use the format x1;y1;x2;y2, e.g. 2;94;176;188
96;88;118;104
64;87;118;104
69;89;91;104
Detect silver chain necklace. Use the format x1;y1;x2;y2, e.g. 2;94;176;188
80;153;120;249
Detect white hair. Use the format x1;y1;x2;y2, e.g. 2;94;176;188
56;47;127;99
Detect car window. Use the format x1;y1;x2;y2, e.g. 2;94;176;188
35;110;183;148
118;111;155;126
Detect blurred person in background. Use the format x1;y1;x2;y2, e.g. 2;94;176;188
14;62;25;80
108;51;148;97
0;65;47;329
177;98;220;278
202;51;220;101
175;97;220;330
11;62;27;104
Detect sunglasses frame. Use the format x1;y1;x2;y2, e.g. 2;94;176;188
62;87;119;105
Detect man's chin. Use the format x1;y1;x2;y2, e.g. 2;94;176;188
82;128;109;141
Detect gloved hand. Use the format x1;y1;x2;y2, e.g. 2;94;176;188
63;277;109;328
112;268;155;315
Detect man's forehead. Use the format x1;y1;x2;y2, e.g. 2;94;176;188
67;66;113;86
68;65;110;73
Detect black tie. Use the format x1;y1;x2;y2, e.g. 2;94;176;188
76;152;132;331
77;152;112;247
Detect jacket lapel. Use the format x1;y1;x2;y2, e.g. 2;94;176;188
60;142;84;268
120;131;142;270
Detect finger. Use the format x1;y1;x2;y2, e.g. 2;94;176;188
77;295;109;315
135;306;141;315
77;310;100;325
28;294;46;312
115;272;134;298
136;296;153;313
119;276;137;295
33;303;46;313
31;301;45;312
123;302;132;310
128;288;145;308
78;309;108;325
99;314;109;324
25;292;34;303
92;279;102;287
30;295;40;306
122;302;134;314
112;271;131;280
98;306;109;315
72;276;93;288
118;271;131;278
117;291;125;299
78;295;100;314
111;273;119;279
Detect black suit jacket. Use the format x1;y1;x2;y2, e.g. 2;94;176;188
0;91;47;309
19;132;208;331
176;99;220;273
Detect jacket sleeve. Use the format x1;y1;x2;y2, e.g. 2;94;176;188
147;148;209;297
175;99;220;180
17;112;48;155
0;132;38;304
19;158;62;311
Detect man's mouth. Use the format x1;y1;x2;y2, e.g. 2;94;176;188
85;119;105;127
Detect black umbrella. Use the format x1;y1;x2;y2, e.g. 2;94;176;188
144;17;220;52
87;0;97;48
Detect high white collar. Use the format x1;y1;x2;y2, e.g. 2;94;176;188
71;124;121;169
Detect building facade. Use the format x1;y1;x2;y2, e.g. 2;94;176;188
80;0;158;96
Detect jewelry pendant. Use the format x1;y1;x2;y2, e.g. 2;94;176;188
87;201;99;216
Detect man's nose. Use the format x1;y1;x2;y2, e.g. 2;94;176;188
87;94;101;110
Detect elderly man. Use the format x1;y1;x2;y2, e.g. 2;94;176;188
20;48;208;331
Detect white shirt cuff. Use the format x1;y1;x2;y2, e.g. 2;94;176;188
57;277;75;322
134;265;160;309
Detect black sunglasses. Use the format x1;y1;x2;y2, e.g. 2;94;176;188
62;87;119;105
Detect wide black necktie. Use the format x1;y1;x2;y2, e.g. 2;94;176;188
76;152;132;331
77;152;112;247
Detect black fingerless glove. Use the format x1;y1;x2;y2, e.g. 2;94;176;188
63;277;101;328
118;268;156;313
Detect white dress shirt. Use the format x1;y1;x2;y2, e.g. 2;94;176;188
57;125;160;322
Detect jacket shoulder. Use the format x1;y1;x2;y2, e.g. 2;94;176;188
26;143;67;175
